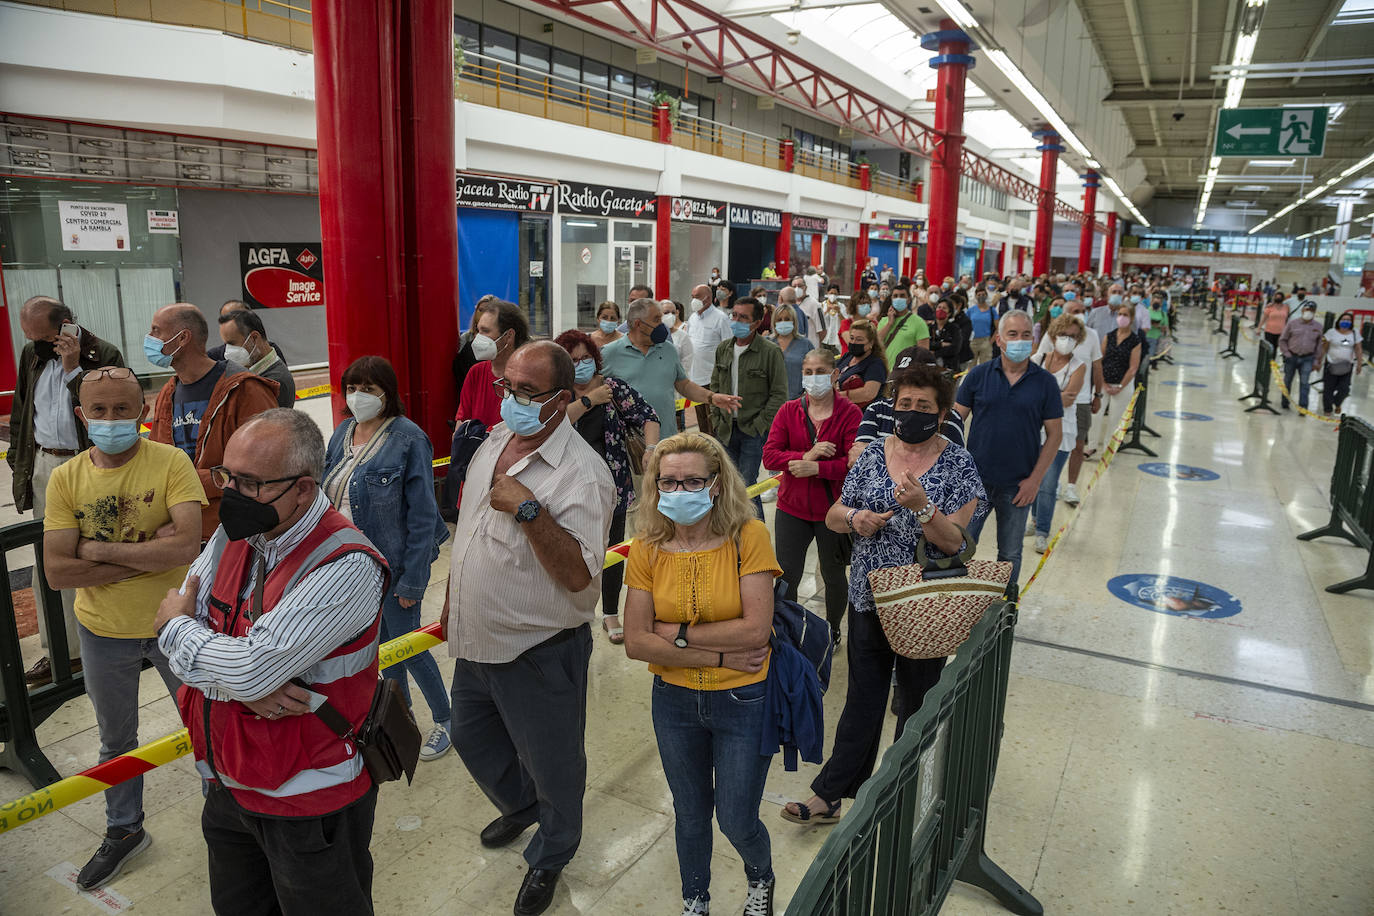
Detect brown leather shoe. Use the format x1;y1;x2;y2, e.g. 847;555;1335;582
24;656;51;686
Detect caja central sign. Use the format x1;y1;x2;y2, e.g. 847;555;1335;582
239;243;325;309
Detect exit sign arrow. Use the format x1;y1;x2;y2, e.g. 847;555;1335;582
1215;107;1327;157
1225;124;1269;139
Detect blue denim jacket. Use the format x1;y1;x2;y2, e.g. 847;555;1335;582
324;416;448;601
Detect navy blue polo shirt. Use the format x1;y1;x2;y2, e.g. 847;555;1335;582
956;358;1064;487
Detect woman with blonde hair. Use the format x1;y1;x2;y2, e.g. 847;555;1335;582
623;431;783;916
835;318;888;411
1027;315;1086;554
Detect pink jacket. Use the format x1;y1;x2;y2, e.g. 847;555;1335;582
763;396;861;522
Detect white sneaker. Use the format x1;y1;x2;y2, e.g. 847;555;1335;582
760;488;778;503
1025;515;1036;536
1062;483;1081;506
681;897;709;916
1034;535;1048;554
418;724;451;762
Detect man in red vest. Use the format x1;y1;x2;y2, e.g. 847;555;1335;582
156;408;388;915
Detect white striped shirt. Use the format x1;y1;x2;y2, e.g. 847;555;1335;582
159;490;385;702
448;416;615;664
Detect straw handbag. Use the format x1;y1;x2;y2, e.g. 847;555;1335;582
867;527;1012;659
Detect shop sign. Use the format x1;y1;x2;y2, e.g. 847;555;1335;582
529;261;544;278
239;243;325;309
792;215;828;233
456;172;556;212
670;196;727;225
828;219;860;238
58;200;129;251
984;239;1003;252
580;247;591;265
889;218;925;232
728;204;783;230
558;181;656;218
147;209;179;234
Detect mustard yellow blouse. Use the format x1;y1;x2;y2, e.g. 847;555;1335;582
626;519;782;691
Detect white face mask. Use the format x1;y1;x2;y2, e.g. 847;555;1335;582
801;374;833;398
1053;336;1077;355
691;297;707;313
928;293;940;304
224;344;251;366
662;313;677;330
1301;311;1315;321
826;293;837;303
346;391;384;423
471;332;498;361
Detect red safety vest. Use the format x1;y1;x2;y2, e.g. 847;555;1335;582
177;508;388;817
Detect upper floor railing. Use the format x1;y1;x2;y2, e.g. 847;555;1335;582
15;0;313;51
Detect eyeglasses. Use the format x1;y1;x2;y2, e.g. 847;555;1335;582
210;466;302;499
656;474;715;493
81;366;139;384
491;379;564;407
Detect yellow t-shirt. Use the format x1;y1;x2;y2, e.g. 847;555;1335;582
44;440;207;639
626;518;782;691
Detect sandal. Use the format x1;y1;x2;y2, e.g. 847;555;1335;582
602;616;625;645
781;798;841;825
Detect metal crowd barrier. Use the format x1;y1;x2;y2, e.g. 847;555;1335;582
1218;309;1244;360
787;600;1042;916
1297;416;1374;594
1117;356;1160;458
1239;339;1280;414
0;521;88;788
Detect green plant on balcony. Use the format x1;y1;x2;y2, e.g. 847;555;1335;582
454;40;468;100
650;91;681;123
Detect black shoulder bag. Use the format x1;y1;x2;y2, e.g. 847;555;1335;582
311;679;422;786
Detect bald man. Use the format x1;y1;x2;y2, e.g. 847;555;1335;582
43;367;206;889
145;304;279;540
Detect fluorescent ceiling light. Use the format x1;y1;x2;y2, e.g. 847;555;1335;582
931;0;978;30
1249;159;1296;167
1235;185;1272;191
1334;0;1374;26
565;220;599;227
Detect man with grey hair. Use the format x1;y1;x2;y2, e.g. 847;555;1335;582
146;303;279;541
11;294;124;685
157;407;388;914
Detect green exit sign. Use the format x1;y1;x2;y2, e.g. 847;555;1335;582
1215;107;1327;158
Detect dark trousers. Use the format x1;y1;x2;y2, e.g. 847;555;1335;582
693;403;713;437
602;509;627;617
451;624;592;869
725;426;765;519
1264;331;1280;352
774;509;850;632
810;611;944;802
1323;367;1353;413
202;783;377;916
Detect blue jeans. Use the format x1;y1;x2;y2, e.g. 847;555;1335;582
1030;449;1071;537
726;427;765;519
1282;353;1314;409
379;593;450;729
78;623;180;832
966;483;1032;588
652;676;775;902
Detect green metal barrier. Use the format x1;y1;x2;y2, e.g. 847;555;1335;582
1218;310;1243;359
786;601;1042;916
1239;339;1279;414
1297;415;1374;593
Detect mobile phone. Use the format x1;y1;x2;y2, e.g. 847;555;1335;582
60;323;79;338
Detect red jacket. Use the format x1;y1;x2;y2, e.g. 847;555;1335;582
763;395;861;521
177;509;387;818
456;361;502;428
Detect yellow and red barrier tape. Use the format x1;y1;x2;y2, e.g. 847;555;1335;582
1020;385;1140;597
1268;360;1340;424
0;474;782;834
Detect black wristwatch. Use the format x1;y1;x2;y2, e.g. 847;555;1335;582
514;499;542;523
673;623;689;649
580;395;593;409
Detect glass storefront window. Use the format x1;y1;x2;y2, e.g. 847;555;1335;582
613;221;653;242
669;223;724;302
560;217;608;330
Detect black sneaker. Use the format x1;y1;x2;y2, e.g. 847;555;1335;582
76;828;151;890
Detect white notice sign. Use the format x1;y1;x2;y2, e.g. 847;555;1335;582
59;201;130;251
147;209;179;234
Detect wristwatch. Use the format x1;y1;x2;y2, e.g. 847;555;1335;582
514;499;542;523
674;623;689;648
580;395;593;410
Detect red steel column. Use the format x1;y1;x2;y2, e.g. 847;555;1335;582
313;0;457;448
775;212;792;277
1017;245;1026;273
1031;129;1062;278
1101;211;1118;277
920;21;974;284
1078;171;1099;273
656;196;671;300
854;223;869;292
997;244;1007;277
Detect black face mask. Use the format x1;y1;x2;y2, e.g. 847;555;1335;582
850;343;866;358
218;482;298;541
893;409;940;444
33;339;57;362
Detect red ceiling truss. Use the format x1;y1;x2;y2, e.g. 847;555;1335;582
525;0;1099;228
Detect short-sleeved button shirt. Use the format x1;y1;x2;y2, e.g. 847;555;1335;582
956;358;1064;487
600;337;687;441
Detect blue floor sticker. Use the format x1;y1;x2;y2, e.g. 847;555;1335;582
1155;410;1213;421
1159;380;1207;387
1173;361;1206;367
1107;574;1242;619
1137;462;1220;481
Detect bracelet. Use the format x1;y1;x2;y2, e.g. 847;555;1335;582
846;507;858;531
718;651;724;668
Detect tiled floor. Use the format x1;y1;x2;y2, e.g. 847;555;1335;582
1;309;1371;915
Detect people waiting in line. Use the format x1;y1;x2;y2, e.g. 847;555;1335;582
782;363;986;827
835;318;888;412
1261;292;1290;353
684;282;733;436
146;303;280;541
45;366;206;891
323;356;451;760
12;294;125;686
879;283;928;356
968;290;997;364
456;298;531;428
709;296;787;519
557;329;662;644
623;432;782;916
591;300;624;350
218;307;296;407
820;286;844;355
1027;316;1087;554
157;408;385;914
206;300;287;365
928;299;964;369
453;294;498;400
770;303;808;400
785;278;824;349
849;348;966;466
442;341;615;916
1279;301;1322;412
1043;294;1104;502
1092;303;1144;457
1317;311;1363;416
662;300;695;430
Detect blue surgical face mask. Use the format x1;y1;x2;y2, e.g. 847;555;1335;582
573;358;596;384
858;303;872;316
1129;294;1142;304
86;418;142;455
1108;294;1124;306
500;392;558;437
599;320;618;334
891;298;909;312
730;320;753;339
774;321;795;337
143;330;184;368
1064;291;1077;301
657;487;714;525
1049;305;1064;318
1339;320;1354;330
1004;339;1033;362
801;374;832;398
